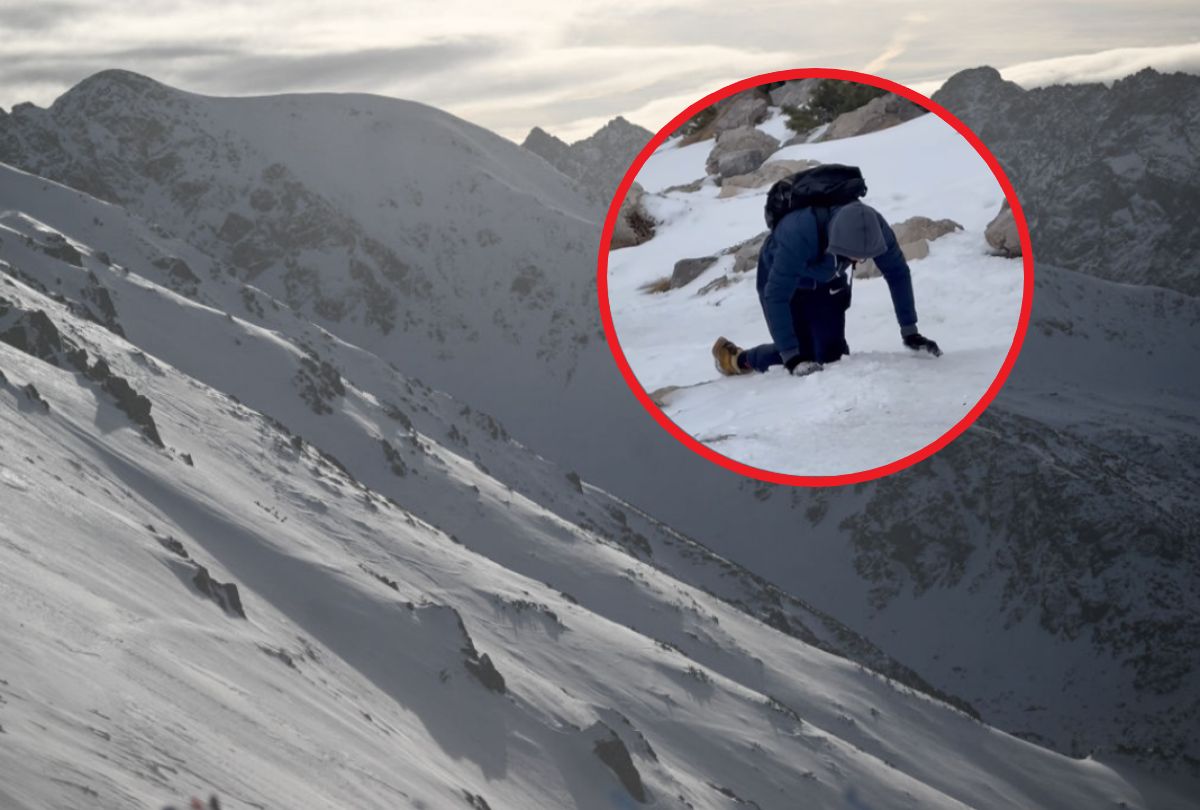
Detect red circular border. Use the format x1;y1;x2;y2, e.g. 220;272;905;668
596;67;1034;487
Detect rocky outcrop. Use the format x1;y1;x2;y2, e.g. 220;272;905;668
293;352;346;416
985;201;1021;257
1;297;164;445
523;116;653;205
729;232;769;275
893;216;964;245
932;65;1200;293
192;564;247;618
856;216;962;278
29;231;84;267
463;652;506;693
818;93;926;141
610;182;656;250
695;232;771;295
705;127;780;179
684;88;772;144
152;255;201;296
718;159;819;198
86;357;164;447
587;723;647;803
669;256;718;289
770;79;820;109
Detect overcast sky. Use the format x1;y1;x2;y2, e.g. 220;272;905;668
2;1;1198;142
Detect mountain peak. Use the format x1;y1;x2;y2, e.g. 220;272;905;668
52;69;177;113
522;125;568;153
931;66;1024;115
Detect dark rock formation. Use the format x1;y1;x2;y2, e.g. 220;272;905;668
932;66;1200;293
192;564;246;619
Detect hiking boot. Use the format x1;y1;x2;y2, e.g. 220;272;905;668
712;336;751;376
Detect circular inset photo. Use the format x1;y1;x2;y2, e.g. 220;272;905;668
598;69;1032;485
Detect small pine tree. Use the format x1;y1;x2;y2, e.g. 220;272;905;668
783;80;888;135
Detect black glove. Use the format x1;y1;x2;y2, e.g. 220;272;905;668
903;332;942;357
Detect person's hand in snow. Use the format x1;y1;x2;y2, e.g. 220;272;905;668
785;356;823;376
903;332;942;357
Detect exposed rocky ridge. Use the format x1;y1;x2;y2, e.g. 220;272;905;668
931;66;1200;294
0;295;163;447
522;116;653;205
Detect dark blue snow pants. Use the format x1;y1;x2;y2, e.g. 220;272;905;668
741;275;851;372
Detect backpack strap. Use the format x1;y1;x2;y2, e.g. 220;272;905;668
812;205;832;256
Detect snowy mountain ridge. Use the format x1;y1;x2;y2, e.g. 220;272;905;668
0;68;1197;797
0;161;1167;808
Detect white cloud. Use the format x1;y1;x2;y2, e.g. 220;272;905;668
1;2;1198;144
998;41;1200;87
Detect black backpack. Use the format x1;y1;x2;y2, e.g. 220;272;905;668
764;164;867;252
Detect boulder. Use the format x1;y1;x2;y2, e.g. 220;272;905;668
727;231;769;274
610;182;656;250
718;159;819;198
685;88;771;142
855;216;960;277
705;126;779;178
713;91;770;132
660;177;706;195
715;149;767;179
901;238;930;261
670;256;718;289
986;200;1021;257
892;215;963;245
770;79;820;109
697;275;734;295
818;93;926;141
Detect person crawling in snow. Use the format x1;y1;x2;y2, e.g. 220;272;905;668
712;165;942;377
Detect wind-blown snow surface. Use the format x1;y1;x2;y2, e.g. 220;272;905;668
0;171;1156;810
608;115;1022;476
2;69;1198;798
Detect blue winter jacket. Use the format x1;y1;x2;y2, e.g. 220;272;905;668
756;205;919;361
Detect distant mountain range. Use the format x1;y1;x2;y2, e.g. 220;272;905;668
1;66;1197;806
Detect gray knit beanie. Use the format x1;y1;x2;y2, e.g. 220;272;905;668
826;201;886;259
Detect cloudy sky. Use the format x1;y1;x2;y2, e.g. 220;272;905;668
2;1;1198;142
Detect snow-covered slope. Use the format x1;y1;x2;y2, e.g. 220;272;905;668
607;113;1021;475
1;68;1196;786
2;158;975;695
0;69;611;463
0;172;1164;810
